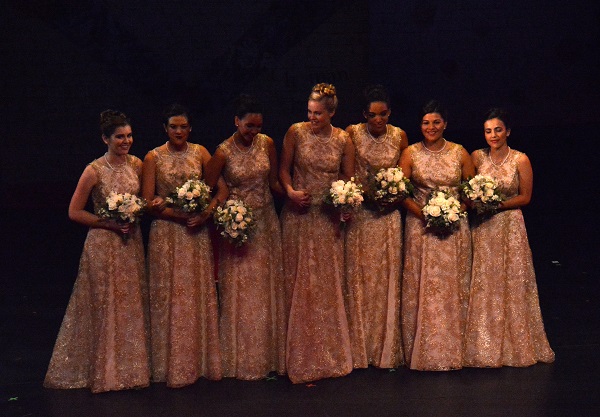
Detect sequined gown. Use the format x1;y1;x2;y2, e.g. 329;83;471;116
147;143;222;387
463;148;554;367
44;155;150;393
217;134;286;379
281;123;353;383
345;124;405;369
402;141;472;371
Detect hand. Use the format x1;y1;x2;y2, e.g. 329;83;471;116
102;219;131;235
340;211;352;222
288;189;311;208
150;196;167;212
186;209;212;229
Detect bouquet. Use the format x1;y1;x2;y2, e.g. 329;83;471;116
369;167;412;208
97;191;146;241
422;188;466;235
461;174;504;214
165;177;212;213
213;199;254;246
324;177;364;224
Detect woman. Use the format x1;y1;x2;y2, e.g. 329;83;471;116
463;108;555;367
400;100;475;371
44;110;150;393
279;83;355;383
142;104;225;387
344;85;408;369
204;94;286;379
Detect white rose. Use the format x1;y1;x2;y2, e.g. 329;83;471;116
235;213;244;222
185;191;194;200
426;205;442;217
448;212;460;222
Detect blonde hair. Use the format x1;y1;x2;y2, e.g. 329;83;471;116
308;83;338;113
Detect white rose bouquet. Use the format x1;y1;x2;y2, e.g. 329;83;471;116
213;199;254;246
369;167;412;208
422;188;466;234
461;174;504;214
165;177;212;213
97;191;146;241
324;177;364;225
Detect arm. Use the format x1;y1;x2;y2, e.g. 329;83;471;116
187;146;228;228
68;165;129;233
204;145;227;189
399;147;425;221
279;125;310;207
266;136;285;197
461;147;476;180
399;129;409;153
141;150;188;223
499;153;533;209
339;130;355;181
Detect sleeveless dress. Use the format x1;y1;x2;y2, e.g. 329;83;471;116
281;122;353;383
217;134;286;379
44;155;150;393
147;143;222;387
344;123;405;369
401;141;472;371
463;148;555;367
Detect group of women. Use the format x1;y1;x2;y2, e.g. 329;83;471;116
43;83;554;393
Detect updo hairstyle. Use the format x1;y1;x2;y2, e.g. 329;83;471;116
483;107;511;130
234;94;264;119
100;110;130;138
308;83;338;113
362;84;391;112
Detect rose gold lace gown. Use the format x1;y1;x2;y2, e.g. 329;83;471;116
345;124;405;369
147;143;222;387
281;123;353;383
44;155;150;393
217;134;286;379
463;148;555;367
402;141;472;371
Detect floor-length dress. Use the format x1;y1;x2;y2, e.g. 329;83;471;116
281;123;353;383
44;155;150;393
402;141;472;371
463;148;555;367
217;134;286;379
147;143;222;387
345;124;405;369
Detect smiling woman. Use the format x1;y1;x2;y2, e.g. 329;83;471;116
44;110;150;393
279;83;355;384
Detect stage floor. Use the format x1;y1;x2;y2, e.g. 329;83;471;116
1;208;598;417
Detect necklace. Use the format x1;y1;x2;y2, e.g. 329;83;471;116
422;138;447;153
166;141;189;157
233;134;254;155
366;124;388;144
489;147;511;167
104;153;127;172
311;124;333;144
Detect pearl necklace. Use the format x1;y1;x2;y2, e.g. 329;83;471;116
367;124;388;144
166;141;189;158
104;153;127;172
233;134;255;155
422;138;447;153
489;147;511;167
311;124;333;144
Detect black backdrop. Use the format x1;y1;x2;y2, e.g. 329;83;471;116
1;0;598;282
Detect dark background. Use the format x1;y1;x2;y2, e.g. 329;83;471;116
1;1;599;416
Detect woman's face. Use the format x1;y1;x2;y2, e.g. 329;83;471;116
103;125;133;156
307;100;333;133
364;101;390;136
484;118;510;150
235;113;263;144
420;112;446;143
164;115;191;146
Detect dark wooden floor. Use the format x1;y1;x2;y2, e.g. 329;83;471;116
1;206;598;417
